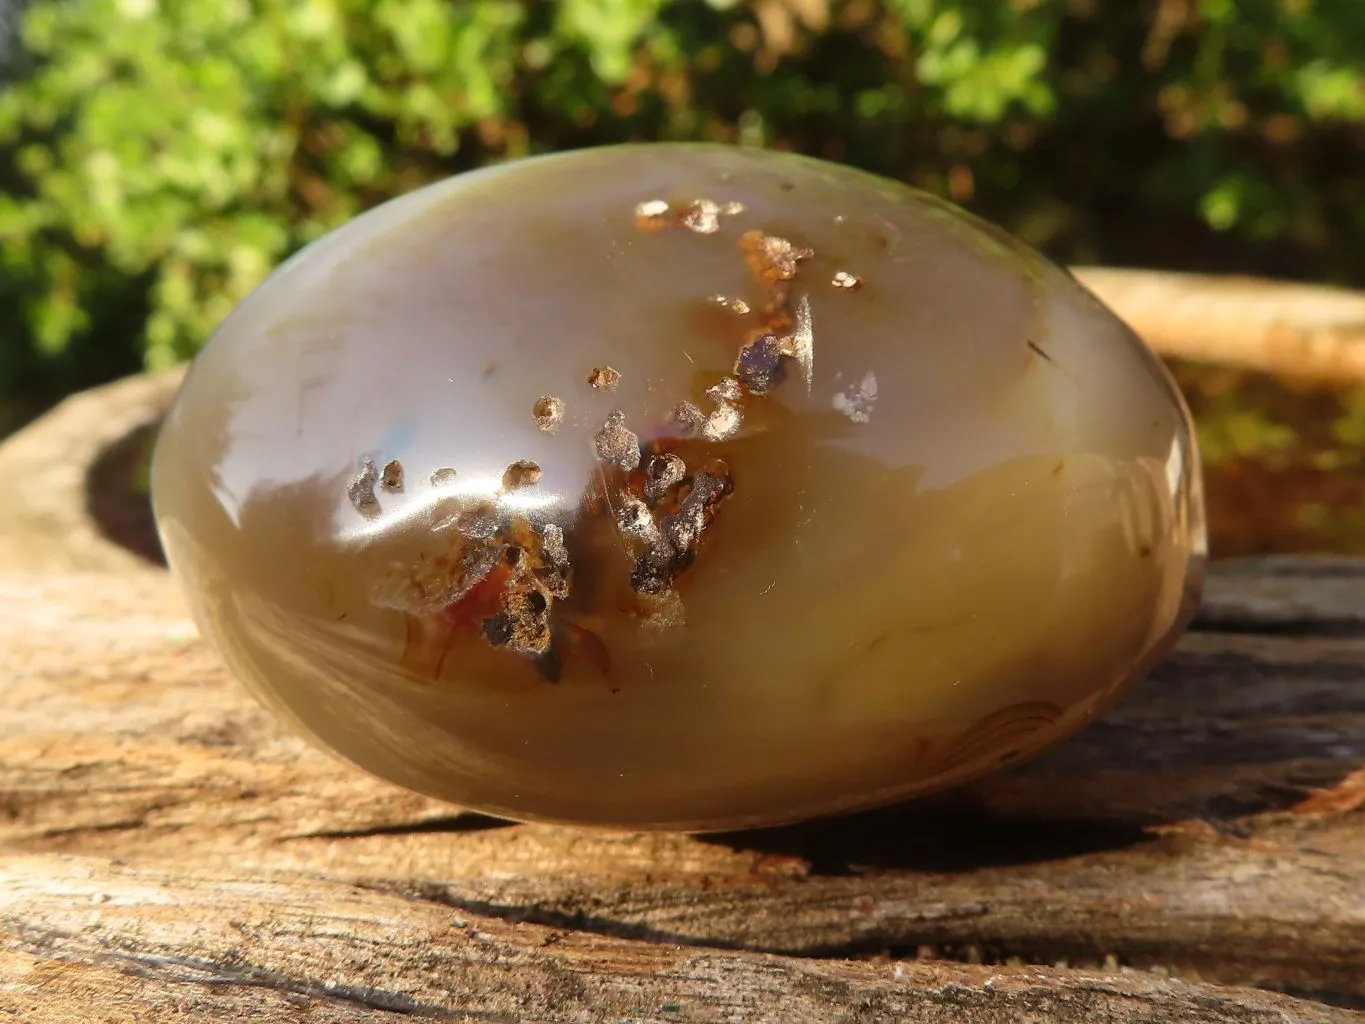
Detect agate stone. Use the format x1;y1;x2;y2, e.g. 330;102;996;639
151;143;1206;831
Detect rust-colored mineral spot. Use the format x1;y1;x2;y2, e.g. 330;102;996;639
723;228;817;394
587;366;622;391
502;460;543;490
634;197;744;234
741;229;813;284
384;507;578;682
381;459;405;491
532;395;565;432
710;295;751;315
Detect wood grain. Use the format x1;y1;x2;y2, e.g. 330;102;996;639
1;559;1363;1021
4;855;1357;1024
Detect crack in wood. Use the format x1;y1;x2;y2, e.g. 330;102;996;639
4;920;512;1021
289;812;515;841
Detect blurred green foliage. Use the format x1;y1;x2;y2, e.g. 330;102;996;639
1;0;1364;426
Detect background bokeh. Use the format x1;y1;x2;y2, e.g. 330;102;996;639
1;0;1364;555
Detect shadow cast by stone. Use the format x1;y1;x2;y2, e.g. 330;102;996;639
293;811;516;841
702;631;1365;873
85;420;167;568
701;795;1153;875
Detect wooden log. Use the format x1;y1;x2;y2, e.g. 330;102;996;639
1;559;1363;1020
1073;267;1365;382
3;855;1357;1024
0;368;183;573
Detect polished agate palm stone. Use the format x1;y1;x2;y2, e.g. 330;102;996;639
151;143;1206;831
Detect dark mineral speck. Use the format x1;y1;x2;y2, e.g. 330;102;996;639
623;463;733;598
660;467;730;555
670;401;704;435
735;334;788;394
645;453;687;503
483;584;553;656
482;614;514;647
629;558;672;596
347;457;380;513
594;410;641;470
692;378;743;442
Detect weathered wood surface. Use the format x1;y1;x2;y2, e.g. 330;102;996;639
2;855;1356;1024
2;560;1363;1022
